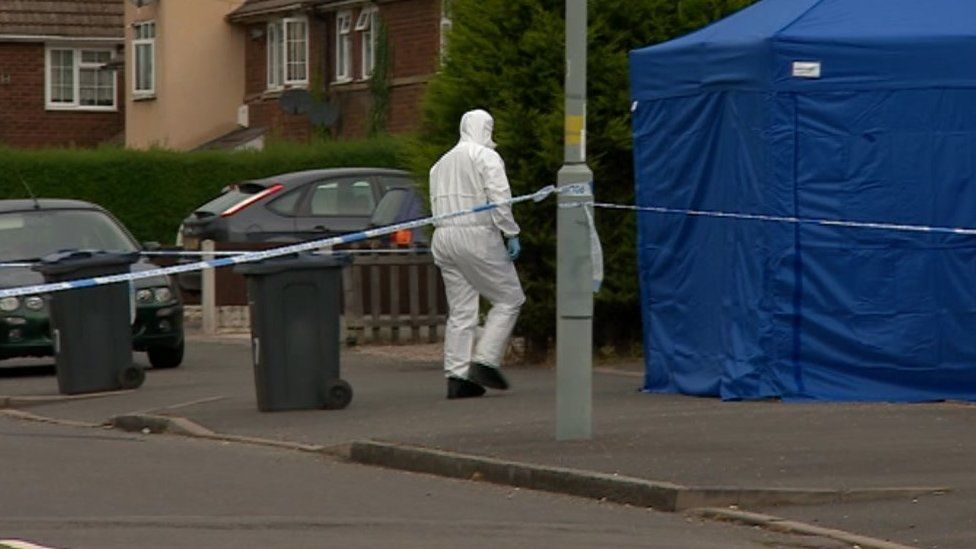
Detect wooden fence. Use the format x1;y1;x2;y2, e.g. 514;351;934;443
342;253;448;344
164;243;448;344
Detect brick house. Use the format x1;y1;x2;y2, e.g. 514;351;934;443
125;0;249;150
0;0;125;148
226;0;445;143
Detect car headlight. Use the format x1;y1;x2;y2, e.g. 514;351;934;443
0;297;20;312
136;289;154;304
24;296;44;311
153;287;174;303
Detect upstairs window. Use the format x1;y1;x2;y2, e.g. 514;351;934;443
132;21;155;96
46;47;117;110
440;0;453;62
357;6;379;79
335;11;352;82
267;17;308;89
285;18;308;83
267;21;283;89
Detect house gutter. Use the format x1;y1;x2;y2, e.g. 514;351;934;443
313;0;371;11
227;3;311;23
226;0;377;22
0;34;122;43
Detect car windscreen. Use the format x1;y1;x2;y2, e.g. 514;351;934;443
0;209;139;262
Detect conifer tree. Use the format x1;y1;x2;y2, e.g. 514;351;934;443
408;0;755;357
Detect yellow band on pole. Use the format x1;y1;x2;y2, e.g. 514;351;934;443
565;115;584;144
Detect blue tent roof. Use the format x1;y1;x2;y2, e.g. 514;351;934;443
631;0;976;100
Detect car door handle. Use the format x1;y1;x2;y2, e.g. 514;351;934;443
313;226;328;232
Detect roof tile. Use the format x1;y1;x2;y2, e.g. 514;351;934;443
0;0;123;39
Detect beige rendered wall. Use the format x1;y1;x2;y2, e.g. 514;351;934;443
126;0;245;150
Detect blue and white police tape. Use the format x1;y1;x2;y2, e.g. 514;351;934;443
589;202;976;236
137;248;439;258
0;183;581;299
558;182;604;293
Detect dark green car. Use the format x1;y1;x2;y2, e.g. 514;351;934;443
0;199;184;368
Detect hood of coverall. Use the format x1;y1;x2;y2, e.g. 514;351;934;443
458;109;497;149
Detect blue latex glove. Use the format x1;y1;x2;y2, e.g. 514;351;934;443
506;236;521;261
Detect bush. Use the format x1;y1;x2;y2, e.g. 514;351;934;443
406;0;755;357
0;138;407;244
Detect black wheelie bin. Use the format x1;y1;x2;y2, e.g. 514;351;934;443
235;252;353;412
34;250;145;395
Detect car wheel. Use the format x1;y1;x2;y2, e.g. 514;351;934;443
148;340;185;369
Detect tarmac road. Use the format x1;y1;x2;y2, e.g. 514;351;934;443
2;335;973;548
0;415;836;549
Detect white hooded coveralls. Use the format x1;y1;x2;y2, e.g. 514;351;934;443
429;110;526;379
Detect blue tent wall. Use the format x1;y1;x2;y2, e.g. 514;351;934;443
631;0;976;401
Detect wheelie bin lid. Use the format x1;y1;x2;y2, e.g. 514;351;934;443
234;252;352;276
33;249;140;276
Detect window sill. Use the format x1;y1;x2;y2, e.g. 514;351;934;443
46;105;119;112
262;83;307;97
132;94;156;102
331;79;368;92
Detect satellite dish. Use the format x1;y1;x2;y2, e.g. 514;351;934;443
279;89;313;115
308;102;340;128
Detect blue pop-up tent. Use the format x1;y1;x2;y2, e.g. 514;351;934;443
629;0;976;401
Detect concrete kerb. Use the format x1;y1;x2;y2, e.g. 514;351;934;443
0;390;136;410
347;440;949;512
5;409;939;548
108;413;337;455
102;414;950;514
692;508;920;549
0;408;105;429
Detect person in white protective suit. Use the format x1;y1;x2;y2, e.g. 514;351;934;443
429;109;525;399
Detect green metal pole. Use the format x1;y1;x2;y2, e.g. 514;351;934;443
556;0;593;440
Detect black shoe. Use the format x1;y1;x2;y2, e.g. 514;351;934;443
447;377;486;399
467;362;510;391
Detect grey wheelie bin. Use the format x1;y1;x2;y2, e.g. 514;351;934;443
235;253;353;412
33;250;145;395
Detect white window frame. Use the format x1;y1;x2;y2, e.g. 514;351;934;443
358;6;378;79
132;21;156;97
335;10;353;83
267;17;308;90
440;0;453;63
283;17;309;85
266;20;284;90
45;45;117;111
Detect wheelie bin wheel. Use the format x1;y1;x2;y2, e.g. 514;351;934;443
118;366;146;390
322;379;353;410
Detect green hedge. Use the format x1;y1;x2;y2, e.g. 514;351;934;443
0;138;407;244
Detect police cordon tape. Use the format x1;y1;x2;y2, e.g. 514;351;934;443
9;183;971;300
587;202;976;236
0;183;591;300
138;249;431;257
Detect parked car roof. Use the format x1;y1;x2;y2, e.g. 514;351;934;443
248;167;412;187
0;199;102;214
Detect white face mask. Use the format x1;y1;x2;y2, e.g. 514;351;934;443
484;122;497;149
